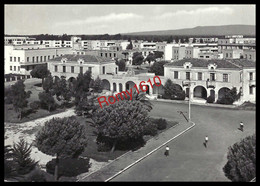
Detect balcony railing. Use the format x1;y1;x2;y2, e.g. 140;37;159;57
206;80;216;88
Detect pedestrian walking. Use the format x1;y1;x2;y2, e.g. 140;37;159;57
205;135;208;146
164;145;170;156
240;121;244;132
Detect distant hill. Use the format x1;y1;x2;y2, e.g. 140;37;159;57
121;25;255;36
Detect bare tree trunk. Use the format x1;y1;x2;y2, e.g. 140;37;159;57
54;154;59;181
110;140;117;153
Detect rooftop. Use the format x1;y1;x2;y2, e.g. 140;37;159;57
49;54;115;64
164;58;255;69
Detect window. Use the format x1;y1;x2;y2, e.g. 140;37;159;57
55;66;58;72
230;53;232;58
223;74;228;82
198;72;202;80
186;72;190;80
63;66;66;73
174;71;178;79
245;54;247;59
32;57;35;62
48;56;50;60
109;53;112;57
14;57;16;62
249;55;252;59
249;86;253;95
36;56;39;62
105;53;107;57
114;53;116;57
14;66;16;71
115;67;118;74
10;66;12;71
27;57;29;62
53;55;55;58
40;56;43;62
103;66;105;74
226;53;228;58
10;57;12;62
249;72;253;80
80;67;83;73
88;67;92;72
44;56;46;61
18;66;20;71
18;57;20;62
210;73;215;81
100;53;103;57
71;66;74;73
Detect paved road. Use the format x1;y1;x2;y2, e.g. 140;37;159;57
111;101;255;181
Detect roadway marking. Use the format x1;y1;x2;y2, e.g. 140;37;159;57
105;121;196;182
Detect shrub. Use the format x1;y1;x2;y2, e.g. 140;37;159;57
20;168;47;182
156;118;168;130
46;158;91;178
13;139;38;175
97;142;111;152
143;122;158;136
207;95;215;103
173;91;186;100
30;101;40;110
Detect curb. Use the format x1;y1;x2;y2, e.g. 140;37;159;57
105;121;196;182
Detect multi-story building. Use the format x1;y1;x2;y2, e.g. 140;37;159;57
164;58;255;103
140;42;156;50
218;35;255;53
4;45;73;75
222;49;243;60
172;46;186;60
156;42;167;52
48;54;118;80
243;49;256;62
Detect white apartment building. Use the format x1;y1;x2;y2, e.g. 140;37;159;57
5;45;74;75
140;42;156;50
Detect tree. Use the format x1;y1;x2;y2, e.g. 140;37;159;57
122;51;129;60
163;79;185;100
149;61;168;76
132;52;144;66
217;87;241;105
38;92;56;112
130;90;153;112
30;65;50;86
42;74;54;94
13;139;38;175
223;134;255;182
145;53;155;66
153;51;164;59
192;38;196;43
115;59;126;71
92;100;150;152
166;36;173;43
72;71;93;111
4;145;18;180
10;80;32;120
53;77;72;106
126;41;133;50
90;76;103;93
35;116;88;181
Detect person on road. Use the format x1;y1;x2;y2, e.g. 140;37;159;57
240;121;244;132
205;136;208;147
165;145;170;157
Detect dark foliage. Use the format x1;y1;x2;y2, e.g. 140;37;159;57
46;158;91;178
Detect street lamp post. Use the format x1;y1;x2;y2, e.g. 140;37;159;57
183;80;196;122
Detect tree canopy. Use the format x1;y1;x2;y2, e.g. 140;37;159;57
163;79;185;100
223;134;255;182
9;80;31;120
35;116;87;158
132;52;144;66
30;64;50;85
149;60;168;76
92;100;150;152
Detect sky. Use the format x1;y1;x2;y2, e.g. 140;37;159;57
4;4;256;35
